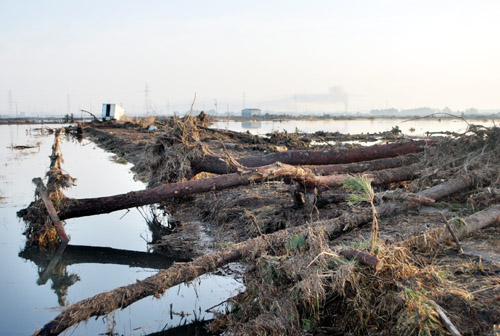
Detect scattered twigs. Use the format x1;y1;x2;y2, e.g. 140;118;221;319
32;177;69;244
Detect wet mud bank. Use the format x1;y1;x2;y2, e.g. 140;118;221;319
22;116;500;335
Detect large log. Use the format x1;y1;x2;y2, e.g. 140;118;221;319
56;163;419;220
33;175;475;336
192;140;431;174
309;153;420;175
401;204;500;249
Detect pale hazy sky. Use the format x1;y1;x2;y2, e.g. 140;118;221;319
1;0;499;115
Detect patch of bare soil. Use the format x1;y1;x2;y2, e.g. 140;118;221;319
26;116;500;335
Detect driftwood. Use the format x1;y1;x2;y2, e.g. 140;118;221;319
192;140;431;174
33;175;476;336
55;163;419;220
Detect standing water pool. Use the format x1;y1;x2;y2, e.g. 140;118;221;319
0;124;243;336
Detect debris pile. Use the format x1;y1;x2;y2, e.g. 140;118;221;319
20;116;500;335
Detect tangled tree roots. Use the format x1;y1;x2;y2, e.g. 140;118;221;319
142;115;212;187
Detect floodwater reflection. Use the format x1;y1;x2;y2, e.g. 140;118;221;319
19;244;178;306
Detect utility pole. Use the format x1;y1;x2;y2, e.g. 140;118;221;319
8;90;13;116
67;94;71;116
144;84;151;115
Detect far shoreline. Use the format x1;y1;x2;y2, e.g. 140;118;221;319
1;113;500;125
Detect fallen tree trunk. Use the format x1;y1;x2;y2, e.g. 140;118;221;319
309;153;420;175
401;204;500;249
55;163;419;220
192;140;431;174
33;175;475;336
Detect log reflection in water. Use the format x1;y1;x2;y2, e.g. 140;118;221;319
19;244;179;305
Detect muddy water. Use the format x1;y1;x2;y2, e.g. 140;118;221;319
0;125;242;336
213;117;500;136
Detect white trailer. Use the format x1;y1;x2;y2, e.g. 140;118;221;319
102;104;125;121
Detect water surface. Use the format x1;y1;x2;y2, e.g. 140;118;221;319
0;124;242;335
213;118;499;137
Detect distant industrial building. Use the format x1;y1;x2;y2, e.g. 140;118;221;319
102;104;125;121
241;108;261;118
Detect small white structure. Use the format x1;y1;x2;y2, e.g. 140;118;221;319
241;108;261;118
102;104;125;121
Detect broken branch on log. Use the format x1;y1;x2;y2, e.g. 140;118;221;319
441;212;463;253
32;175;476;336
32;177;69;244
400;204;500;250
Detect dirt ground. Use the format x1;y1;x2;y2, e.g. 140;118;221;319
73;115;500;335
